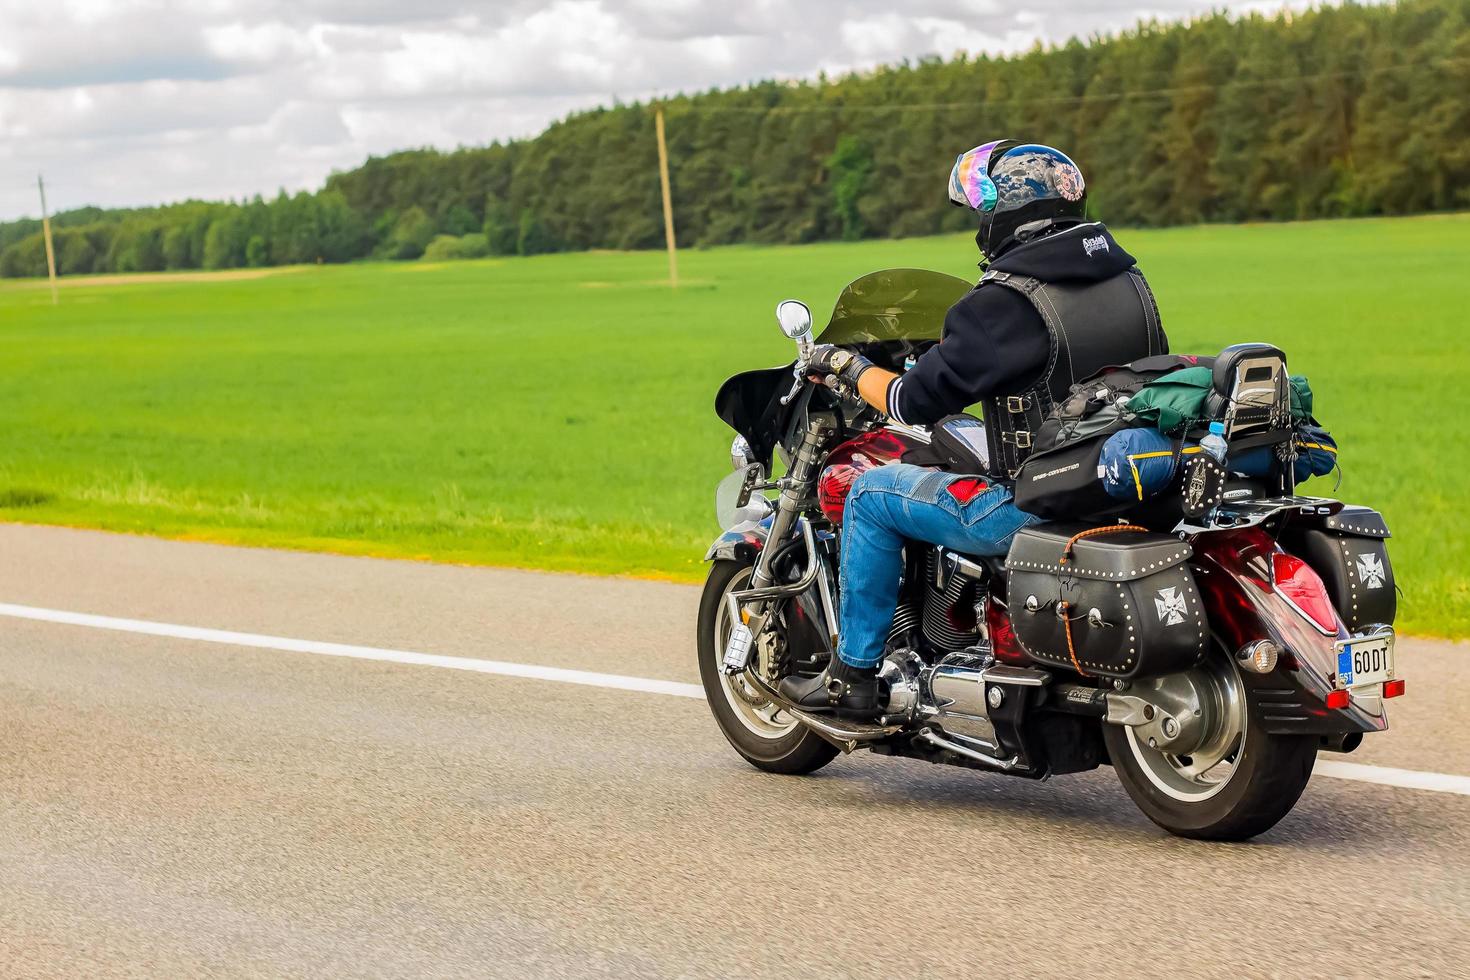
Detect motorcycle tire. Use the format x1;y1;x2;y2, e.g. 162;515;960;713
1104;654;1317;841
698;559;838;775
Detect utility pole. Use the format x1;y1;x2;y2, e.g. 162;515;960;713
654;105;678;288
37;175;58;305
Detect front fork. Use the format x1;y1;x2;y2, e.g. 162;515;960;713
722;418;840;674
751;417;831;587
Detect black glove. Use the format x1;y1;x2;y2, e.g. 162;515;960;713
806;344;874;385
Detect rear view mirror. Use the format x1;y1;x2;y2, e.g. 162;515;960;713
775;299;813;341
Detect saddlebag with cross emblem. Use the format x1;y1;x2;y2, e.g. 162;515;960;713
1282;506;1395;632
1005;523;1208;680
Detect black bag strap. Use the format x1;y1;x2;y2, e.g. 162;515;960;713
980;270;1061;385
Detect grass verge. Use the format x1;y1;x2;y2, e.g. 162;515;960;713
0;214;1466;635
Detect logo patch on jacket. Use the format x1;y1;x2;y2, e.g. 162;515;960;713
1083;235;1109;257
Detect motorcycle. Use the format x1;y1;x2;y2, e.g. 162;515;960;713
697;268;1403;841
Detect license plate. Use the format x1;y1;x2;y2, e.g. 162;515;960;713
1335;632;1395;689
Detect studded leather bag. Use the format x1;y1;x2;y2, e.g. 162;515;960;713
1005;523;1208;680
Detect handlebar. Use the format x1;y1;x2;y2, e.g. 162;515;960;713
778;362;868;415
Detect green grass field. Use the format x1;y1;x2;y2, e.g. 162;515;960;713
0;214;1466;636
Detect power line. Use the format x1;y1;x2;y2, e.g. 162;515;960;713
659;54;1470;118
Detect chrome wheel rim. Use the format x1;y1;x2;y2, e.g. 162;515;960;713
713;567;800;740
1124;654;1248;802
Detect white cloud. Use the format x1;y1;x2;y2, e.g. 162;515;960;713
0;0;1328;218
203;21;315;66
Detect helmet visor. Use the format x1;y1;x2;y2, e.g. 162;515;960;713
949;140;1007;212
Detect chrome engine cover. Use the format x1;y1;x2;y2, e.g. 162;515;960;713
879;649;998;748
877;652;922;724
921;650;999;747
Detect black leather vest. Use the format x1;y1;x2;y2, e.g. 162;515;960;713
979;266;1165;476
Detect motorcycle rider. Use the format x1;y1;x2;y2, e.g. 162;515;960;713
780;141;1168;717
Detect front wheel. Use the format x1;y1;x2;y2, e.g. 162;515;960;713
697;560;838;775
1104;651;1317;841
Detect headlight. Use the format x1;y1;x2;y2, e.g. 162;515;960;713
730;435;756;471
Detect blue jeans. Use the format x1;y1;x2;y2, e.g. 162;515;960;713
837;464;1037;669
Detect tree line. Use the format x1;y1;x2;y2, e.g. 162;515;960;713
3;0;1467;278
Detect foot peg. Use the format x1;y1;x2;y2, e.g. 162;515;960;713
745;673;902;751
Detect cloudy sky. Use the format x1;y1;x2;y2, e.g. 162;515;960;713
0;0;1301;220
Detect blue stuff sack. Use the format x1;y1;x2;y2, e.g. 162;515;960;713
1296;425;1339;477
1099;428;1193;501
1230;424;1339;481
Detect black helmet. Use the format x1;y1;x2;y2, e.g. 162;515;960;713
948;141;1087;260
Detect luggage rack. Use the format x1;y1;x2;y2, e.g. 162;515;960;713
1174;495;1343;534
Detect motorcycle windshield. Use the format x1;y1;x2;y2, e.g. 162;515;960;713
814;268;973;345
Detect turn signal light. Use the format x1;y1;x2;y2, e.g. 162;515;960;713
1325;689;1351;710
1383;678;1406;699
1236;640;1281;674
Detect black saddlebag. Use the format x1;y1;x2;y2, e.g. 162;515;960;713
1005;524;1207;680
1284;507;1395;631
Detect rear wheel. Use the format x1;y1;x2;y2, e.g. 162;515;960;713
1104;651;1316;841
697;560;838;775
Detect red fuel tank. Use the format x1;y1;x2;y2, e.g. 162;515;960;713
817;428;923;525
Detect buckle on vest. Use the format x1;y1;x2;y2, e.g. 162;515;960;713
1005;395;1029;414
1004;431;1033;449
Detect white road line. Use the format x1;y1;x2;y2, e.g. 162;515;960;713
1313;761;1470;796
0;602;706;700
1;600;1465;798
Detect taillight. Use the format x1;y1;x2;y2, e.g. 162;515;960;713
1325;689;1350;710
1271;552;1340;635
1383;678;1406;698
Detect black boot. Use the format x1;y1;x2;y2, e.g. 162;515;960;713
778;659;881;718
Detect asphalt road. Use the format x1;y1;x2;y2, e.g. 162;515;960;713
1;525;1466;979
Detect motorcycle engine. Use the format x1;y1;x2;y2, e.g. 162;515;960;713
920;549;982;652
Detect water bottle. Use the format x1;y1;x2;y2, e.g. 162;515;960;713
1200;421;1228;464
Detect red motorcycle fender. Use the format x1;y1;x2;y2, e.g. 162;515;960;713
1192;527;1388;735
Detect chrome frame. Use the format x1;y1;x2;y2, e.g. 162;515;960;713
914;727;1022;772
883;421;932;445
813;544;840;650
1222;351;1292;440
724;519;826;631
1174;495;1342;535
